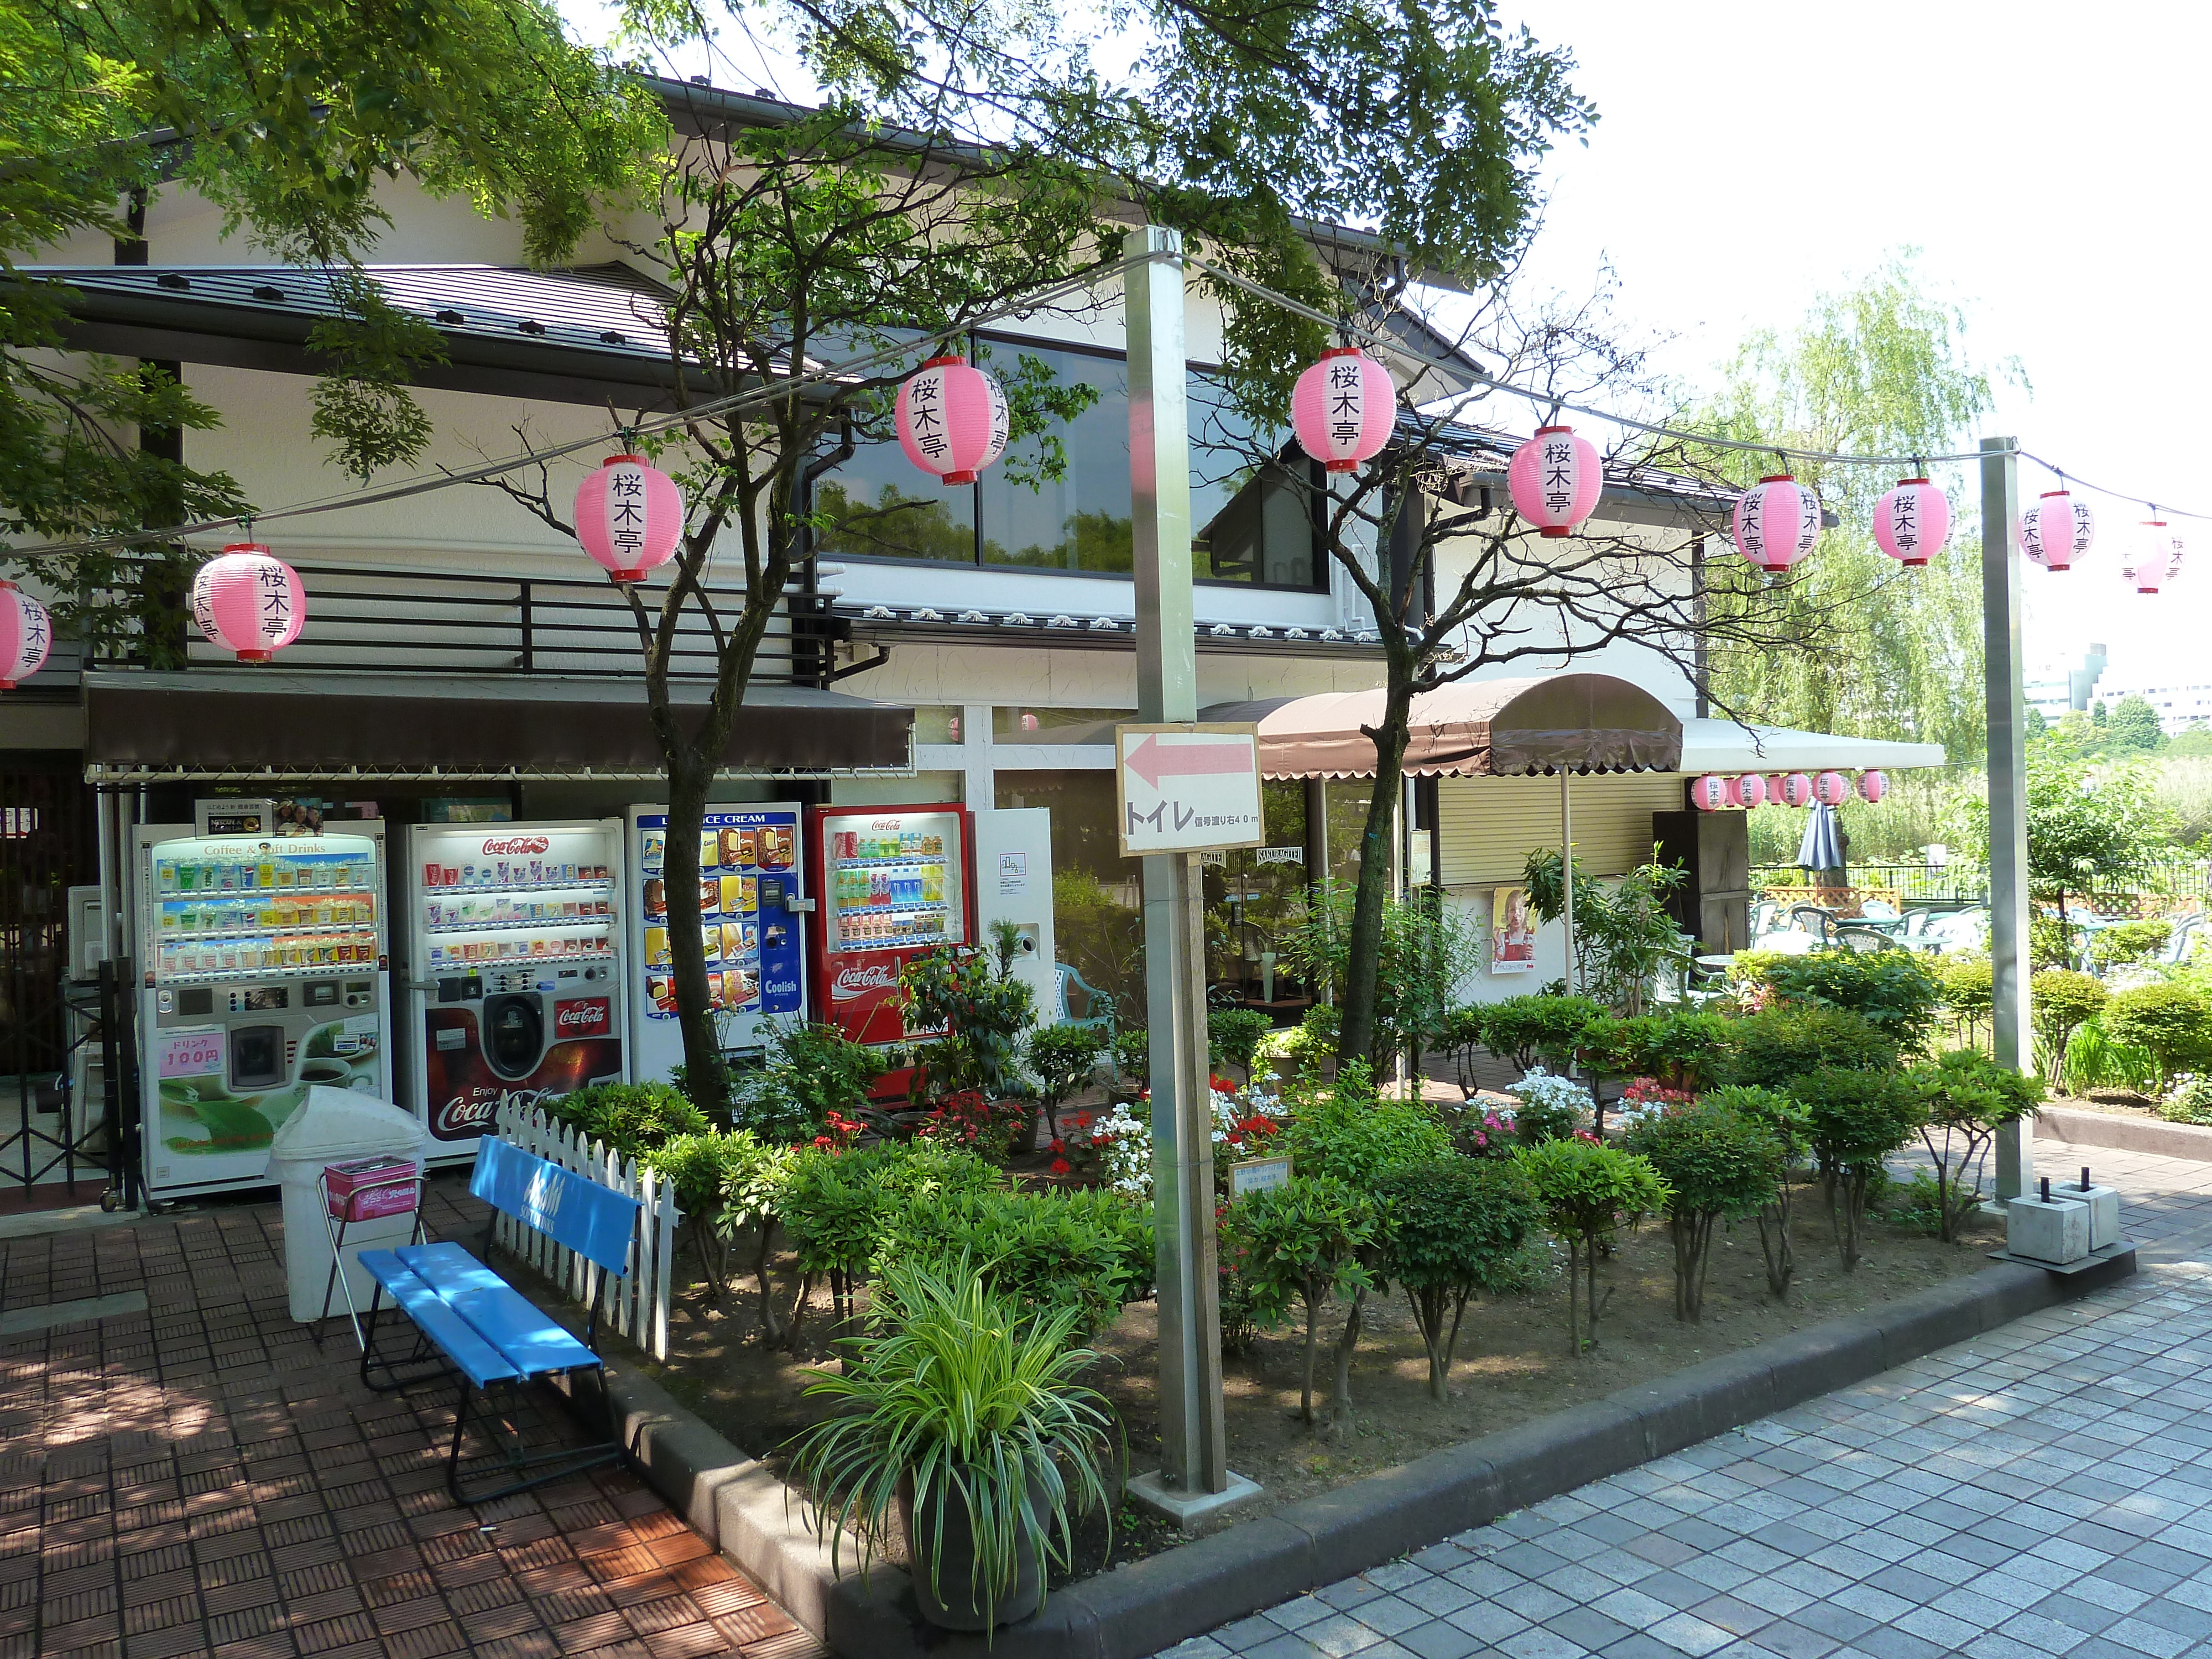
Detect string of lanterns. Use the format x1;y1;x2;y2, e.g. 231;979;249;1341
1691;768;1886;813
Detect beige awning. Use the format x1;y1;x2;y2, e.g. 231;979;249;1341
1204;672;1684;780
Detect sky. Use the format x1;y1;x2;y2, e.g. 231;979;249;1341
567;0;2207;686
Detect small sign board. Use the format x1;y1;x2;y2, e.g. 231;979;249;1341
155;1026;225;1080
1228;1153;1293;1198
1257;845;1305;865
1115;723;1265;858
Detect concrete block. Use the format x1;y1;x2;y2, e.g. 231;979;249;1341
2044;1180;2121;1248
2006;1194;2089;1265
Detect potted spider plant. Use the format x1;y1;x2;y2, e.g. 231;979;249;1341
786;1255;1114;1633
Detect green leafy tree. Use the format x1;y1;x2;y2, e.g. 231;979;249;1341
1623;1100;1782;1322
1936;955;1994;1051
1225;1177;1381;1427
1696;253;2015;761
1279;1060;1452;1186
1723;1005;1897;1088
730;1022;886;1144
1702;1084;1809;1296
1902;1052;2041;1242
2030;969;2106;1093
1787;1067;1924;1269
1376;1158;1541;1399
1207;1009;1275;1078
1281;888;1484;1077
1480;994;1608;1071
1025;1024;1107;1143
901;944;1037;1104
1523;848;1694;1017
1756;949;1942;1050
2103;983;2212;1095
1517;1138;1668;1355
2106;696;2167;754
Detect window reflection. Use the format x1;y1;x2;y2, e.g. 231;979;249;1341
979;344;1133;572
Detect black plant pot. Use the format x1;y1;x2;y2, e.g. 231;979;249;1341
899;1464;1052;1632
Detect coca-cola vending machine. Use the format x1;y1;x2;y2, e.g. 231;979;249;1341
404;820;628;1159
807;803;975;1094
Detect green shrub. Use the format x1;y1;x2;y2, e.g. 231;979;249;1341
887;1186;1150;1338
1026;1024;1107;1142
2030;915;2075;972
2030;969;2106;1091
1584;1011;1734;1092
902;945;1036;1103
2063;1016;2162;1095
2158;1077;2212;1125
1112;1025;1151;1082
1375;1158;1542;1400
1902;1051;2041;1242
729;1022;885;1144
1622;1100;1782;1322
548;1082;710;1154
1481;994;1608;1071
1259;1004;1339;1082
2089;920;2172;968
774;1141;1001;1332
2104;983;2212;1093
1279;1060;1451;1186
1935;954;1994;1048
1756;949;1941;1048
1724;1005;1897;1088
1786;1067;1923;1269
1700;1083;1809;1295
1433;1006;1489;1093
1224;1176;1382;1427
1517;1138;1669;1355
1208;1008;1274;1076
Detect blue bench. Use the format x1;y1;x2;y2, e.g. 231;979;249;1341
358;1137;641;1505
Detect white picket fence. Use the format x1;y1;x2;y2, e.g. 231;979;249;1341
489;1100;682;1360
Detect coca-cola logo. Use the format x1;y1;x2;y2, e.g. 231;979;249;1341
481;835;551;855
831;963;898;1001
434;1092;498;1138
554;998;611;1036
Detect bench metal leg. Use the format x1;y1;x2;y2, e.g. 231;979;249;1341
442;1370;627;1507
358;1281;448;1395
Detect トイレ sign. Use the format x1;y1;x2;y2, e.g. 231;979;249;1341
1115;723;1265;857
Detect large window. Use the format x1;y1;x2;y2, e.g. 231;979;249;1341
807;336;1326;591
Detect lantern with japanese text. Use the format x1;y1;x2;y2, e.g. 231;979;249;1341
1507;425;1603;538
0;583;51;688
1730;774;1768;809
1812;770;1850;806
1732;474;1822;573
2122;520;2185;593
895;356;1010;486
2020;489;2094;572
1689;775;1731;812
1856;770;1888;805
1291;347;1395;474
190;545;304;662
573;454;684;581
1874;478;1949;567
1777;772;1813;808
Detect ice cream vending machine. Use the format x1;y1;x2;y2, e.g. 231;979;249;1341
625;804;810;1082
806;804;976;1087
133;823;392;1201
405;821;627;1159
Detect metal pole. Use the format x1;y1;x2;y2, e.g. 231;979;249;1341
1560;769;1575;994
1126;225;1228;1501
1982;435;2033;1199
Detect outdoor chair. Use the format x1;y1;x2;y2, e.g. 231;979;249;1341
1786;905;1839;945
1055;962;1117;1043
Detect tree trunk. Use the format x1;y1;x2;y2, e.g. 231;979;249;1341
1672;1212;1713;1322
662;753;729;1116
751;1220;788;1344
1331;1286;1366;1439
1566;1239;1582;1357
1756;1176;1794;1297
1337;688;1414;1071
1300;1295;1321;1425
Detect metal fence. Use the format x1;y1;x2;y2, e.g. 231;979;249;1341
1755;858;2212;908
490;1100;681;1360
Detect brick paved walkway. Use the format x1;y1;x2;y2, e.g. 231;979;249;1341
1157;1132;2212;1659
0;1180;819;1659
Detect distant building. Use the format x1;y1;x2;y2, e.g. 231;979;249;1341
2091;676;2212;733
2027;644;2107;719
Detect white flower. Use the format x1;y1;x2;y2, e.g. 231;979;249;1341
1507;1067;1595;1123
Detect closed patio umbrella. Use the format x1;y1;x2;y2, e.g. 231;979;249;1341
1797;800;1846;882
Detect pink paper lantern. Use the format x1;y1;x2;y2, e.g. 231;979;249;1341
1856;770;1888;804
190;545;304;663
1733;474;1822;573
1765;774;1786;805
1292;347;1396;474
573;453;684;581
2122;520;2185;593
1874;477;1950;567
0;583;51;690
1507;425;1604;538
2020;489;2094;571
1777;773;1813;808
895;355;1010;486
1689;775;1731;812
1730;774;1768;809
1812;770;1850;807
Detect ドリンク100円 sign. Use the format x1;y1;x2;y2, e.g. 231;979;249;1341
1114;723;1265;858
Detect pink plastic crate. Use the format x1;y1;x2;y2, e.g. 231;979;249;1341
324;1156;420;1221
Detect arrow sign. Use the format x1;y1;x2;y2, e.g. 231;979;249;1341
1124;734;1254;790
1116;722;1265;857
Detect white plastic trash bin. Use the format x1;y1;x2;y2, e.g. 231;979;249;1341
268;1086;433;1323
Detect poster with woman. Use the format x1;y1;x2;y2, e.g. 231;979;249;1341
1491;886;1537;973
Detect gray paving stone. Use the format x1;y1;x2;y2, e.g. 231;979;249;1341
1242;1634;1330;1659
1645;1610;1734;1657
1296;1611;1390;1656
1349;1598;1433;1639
1396;1578;1479;1618
1442;1600;1531;1644
1396;1620;1481;1659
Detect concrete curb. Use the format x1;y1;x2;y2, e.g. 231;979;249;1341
2039;1104;2212;1164
591;1251;2135;1658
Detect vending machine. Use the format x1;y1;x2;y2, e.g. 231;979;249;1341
806;804;976;1084
405;821;627;1158
134;822;392;1201
625;804;810;1083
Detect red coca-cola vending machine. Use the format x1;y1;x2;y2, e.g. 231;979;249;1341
806;803;975;1095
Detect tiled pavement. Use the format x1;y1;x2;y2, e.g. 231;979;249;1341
1157;1132;2212;1659
0;1180;820;1659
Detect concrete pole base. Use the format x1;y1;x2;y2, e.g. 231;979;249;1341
1127;1468;1264;1531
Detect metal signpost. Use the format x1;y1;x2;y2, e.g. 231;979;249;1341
1982;435;2034;1199
1121;225;1259;1524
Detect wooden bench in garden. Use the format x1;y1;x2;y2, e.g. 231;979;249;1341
358;1137;641;1504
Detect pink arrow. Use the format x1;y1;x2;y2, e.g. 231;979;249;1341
1125;734;1250;790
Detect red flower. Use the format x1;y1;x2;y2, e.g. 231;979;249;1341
1050;1158;1072;1176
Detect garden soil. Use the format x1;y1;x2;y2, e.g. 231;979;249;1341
627;1170;2000;1577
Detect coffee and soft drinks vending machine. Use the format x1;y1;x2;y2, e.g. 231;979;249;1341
404;820;628;1160
133;822;393;1201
